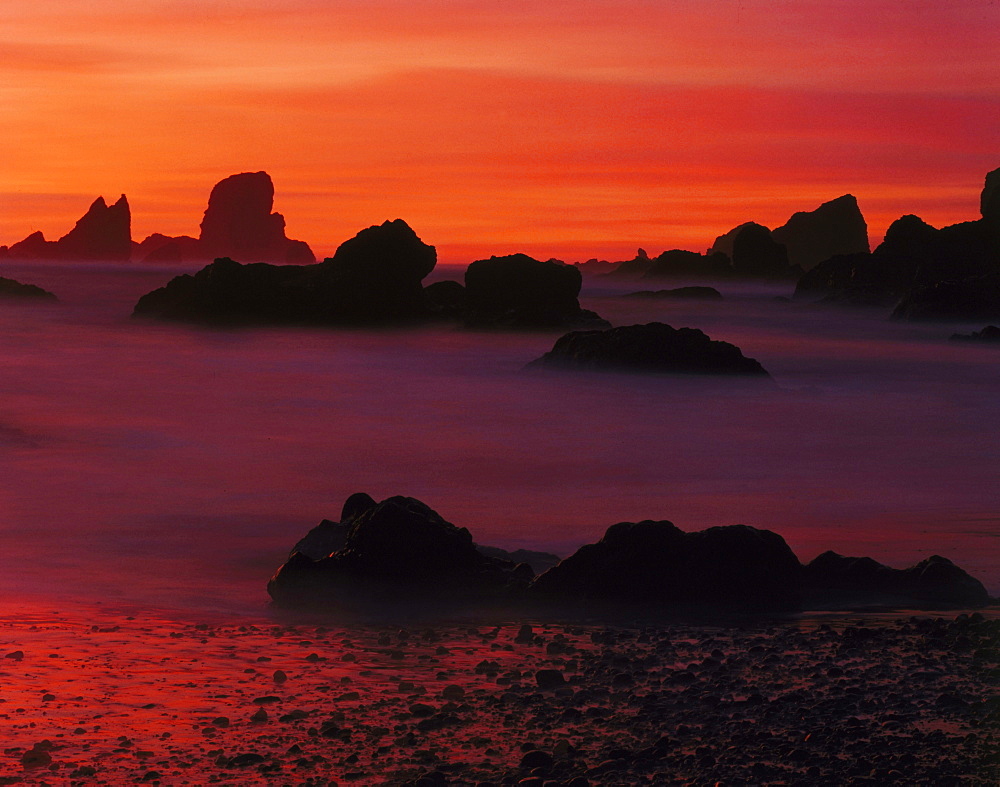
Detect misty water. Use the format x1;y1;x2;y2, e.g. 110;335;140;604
0;261;998;613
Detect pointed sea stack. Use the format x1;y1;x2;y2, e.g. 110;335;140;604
55;195;132;261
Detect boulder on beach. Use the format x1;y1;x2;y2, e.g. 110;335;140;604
950;325;1000;343
463;253;609;329
133;219;439;325
803;551;990;609
267;495;533;606
529;520;803;611
526;322;769;377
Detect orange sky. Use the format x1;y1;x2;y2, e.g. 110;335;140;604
2;0;998;263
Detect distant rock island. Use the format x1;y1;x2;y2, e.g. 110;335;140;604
135;172;314;264
588;194;869;282
526;322;769;377
0;276;57;301
1;196;132;262
268;494;991;613
0;172;313;265
134;223;609;330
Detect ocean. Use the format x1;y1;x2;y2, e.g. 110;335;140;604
0;261;997;613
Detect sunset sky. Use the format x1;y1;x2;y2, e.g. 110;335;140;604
2;0;998;263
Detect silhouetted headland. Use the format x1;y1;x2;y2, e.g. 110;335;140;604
525;322;770;377
268;494;991;614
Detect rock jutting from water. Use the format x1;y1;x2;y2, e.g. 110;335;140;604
462;253;610;330
525;322;770;377
134;236;611;329
950;325;1000;343
796;166;1000;319
5;195;132;262
0;276;58;301
268;493;992;613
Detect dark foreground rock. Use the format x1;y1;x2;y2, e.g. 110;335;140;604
526;322;769;377
271;494;992;614
803;551;990;609
951;325;1000;343
891;272;1000;322
531;520;803;611
0;276;57;301
463;253;609;329
267;496;533;607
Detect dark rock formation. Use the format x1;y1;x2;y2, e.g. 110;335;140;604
55;195;132;261
530;520;802;611
267;496;533;606
5;195;132;261
602;249;655;278
134;219;439;325
643;249;733;279
802;551;990;609
709;222;756;260
983;166;1000;239
771;194;870;271
950;325;1000;343
318;219;435;322
7;231;51;260
0;276;57;301
463;253;609;329
198;172;314;264
731;222;792;279
526;322;769;377
891;272;1000;322
135;233;201;265
424;279;467;319
625;286;722;300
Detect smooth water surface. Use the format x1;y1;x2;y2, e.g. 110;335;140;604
0;262;997;611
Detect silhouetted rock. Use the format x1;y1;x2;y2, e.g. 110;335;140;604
709;222;757;260
803;551;990;609
625;286;722;300
464;253;609;329
891;273;1000;322
0;276;57;301
5;196;131;261
526;322;769;377
983;166;1000;238
199;172;315;264
731;222;792;279
56;195;132;261
290;493;378;560
318;219;435;322
643;249;733;279
602;250;656;278
135;233;201;264
134;219;440;325
950;325;1000;343
771;194;870;271
530;520;802;611
267;495;533;606
424;279;466;319
7;231;51;260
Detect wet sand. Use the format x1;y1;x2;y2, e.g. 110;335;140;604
0;602;995;785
